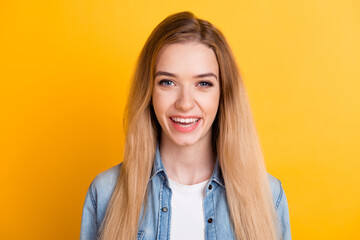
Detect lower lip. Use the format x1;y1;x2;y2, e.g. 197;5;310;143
170;118;201;133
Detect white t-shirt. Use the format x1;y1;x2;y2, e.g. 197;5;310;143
168;178;209;240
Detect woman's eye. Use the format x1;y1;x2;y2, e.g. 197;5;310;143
198;81;213;87
159;79;175;86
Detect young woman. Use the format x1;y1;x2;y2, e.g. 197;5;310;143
80;11;291;240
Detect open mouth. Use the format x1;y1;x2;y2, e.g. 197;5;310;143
170;117;201;128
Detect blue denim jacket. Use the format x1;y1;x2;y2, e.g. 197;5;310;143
80;146;291;240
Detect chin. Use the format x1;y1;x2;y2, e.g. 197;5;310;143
170;136;202;147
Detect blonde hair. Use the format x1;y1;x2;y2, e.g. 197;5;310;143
99;11;279;240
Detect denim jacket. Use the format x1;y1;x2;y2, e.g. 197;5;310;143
80;145;291;240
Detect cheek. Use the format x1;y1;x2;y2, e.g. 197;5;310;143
198;92;220;116
209;99;220;117
152;90;170;118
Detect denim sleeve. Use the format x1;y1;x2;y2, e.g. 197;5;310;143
80;182;98;240
276;183;291;240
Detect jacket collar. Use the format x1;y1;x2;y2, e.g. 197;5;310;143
150;143;225;188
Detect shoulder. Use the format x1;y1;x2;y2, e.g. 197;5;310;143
91;163;122;197
267;173;285;210
87;163;123;213
87;163;123;221
93;163;122;187
80;163;123;238
267;173;292;239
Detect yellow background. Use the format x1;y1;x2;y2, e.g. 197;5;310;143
1;0;359;239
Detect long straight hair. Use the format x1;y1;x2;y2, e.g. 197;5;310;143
99;11;279;240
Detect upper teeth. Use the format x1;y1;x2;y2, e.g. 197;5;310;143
171;117;199;123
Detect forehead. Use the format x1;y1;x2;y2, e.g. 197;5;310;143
155;42;219;76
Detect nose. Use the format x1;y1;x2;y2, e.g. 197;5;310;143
175;87;195;112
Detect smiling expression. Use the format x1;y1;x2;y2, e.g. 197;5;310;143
152;41;220;147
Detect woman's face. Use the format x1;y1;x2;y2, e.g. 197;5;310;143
152;41;220;147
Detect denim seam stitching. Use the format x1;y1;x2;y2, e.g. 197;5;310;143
212;193;218;240
137;230;145;239
167;187;172;240
275;180;283;209
89;182;97;211
157;181;164;240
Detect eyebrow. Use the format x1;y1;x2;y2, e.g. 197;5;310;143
155;71;218;80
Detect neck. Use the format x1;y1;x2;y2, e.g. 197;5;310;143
159;134;216;185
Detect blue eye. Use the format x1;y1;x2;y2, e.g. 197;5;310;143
198;81;213;87
159;80;175;86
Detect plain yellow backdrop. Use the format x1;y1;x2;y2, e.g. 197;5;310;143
1;0;359;239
